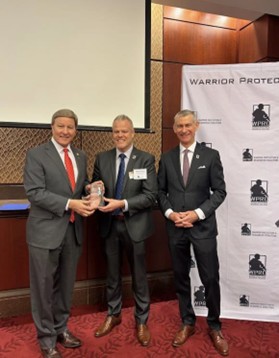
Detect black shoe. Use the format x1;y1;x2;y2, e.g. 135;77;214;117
57;330;82;348
41;347;62;358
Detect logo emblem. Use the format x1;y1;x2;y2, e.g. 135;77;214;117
252;103;270;129
249;254;266;278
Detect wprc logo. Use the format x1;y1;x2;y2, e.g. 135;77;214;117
241;223;251;236
239;294;249;307
250;179;268;204
194;285;206;307
252;103;270;129
249;253;266;278
242;148;253;161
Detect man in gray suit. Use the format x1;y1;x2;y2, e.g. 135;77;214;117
24;109;95;358
92;114;157;346
157;110;229;356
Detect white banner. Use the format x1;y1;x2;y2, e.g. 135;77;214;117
182;62;279;322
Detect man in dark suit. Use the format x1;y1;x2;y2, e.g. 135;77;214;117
24;109;95;358
157;110;228;356
92;114;157;346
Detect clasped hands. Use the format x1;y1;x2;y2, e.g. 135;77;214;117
169;210;199;228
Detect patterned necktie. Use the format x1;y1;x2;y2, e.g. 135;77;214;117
63;148;76;222
183;148;189;186
113;153;126;215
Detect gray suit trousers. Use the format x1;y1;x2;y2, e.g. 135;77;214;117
28;223;82;349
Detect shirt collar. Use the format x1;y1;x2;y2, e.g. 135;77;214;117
51;137;72;154
116;145;133;159
179;141;196;154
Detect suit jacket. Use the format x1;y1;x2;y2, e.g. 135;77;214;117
24;141;89;249
92;147;157;242
157;142;226;240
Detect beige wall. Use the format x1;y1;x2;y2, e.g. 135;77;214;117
0;4;164;186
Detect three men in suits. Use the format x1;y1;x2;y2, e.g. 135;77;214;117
92;114;157;346
157;110;229;356
24;109;95;358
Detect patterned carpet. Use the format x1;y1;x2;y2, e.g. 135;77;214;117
0;300;278;357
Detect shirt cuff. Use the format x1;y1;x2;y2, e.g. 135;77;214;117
165;208;173;219
195;208;205;220
123;199;128;212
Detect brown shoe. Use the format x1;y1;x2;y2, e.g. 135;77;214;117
209;330;229;356
172;325;195;347
41;347;62;358
57;330;82;348
137;324;151;346
95;315;122;337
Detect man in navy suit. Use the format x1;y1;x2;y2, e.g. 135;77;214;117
24;109;95;358
157;110;228;356
92;114;157;347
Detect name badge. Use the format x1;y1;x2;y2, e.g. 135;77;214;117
133;168;147;180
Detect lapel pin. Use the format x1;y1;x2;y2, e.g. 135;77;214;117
196;154;199;159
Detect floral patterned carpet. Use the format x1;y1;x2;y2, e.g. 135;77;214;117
0;300;278;357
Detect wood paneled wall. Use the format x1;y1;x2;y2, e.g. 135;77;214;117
0;209;171;291
161;7;279;152
238;15;279;62
0;208;173;316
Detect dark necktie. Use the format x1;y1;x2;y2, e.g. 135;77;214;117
113;153;126;215
63;148;76;222
183;149;189;186
115;153;126;198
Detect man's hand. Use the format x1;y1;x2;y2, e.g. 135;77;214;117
169;212;183;223
68;199;95;217
177;210;199;227
98;197;125;213
169;210;198;228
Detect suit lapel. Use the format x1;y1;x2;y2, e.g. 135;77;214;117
45;142;70;188
187;142;203;185
171;143;203;189
110;148;117;193
123;147;138;191
171;146;185;188
45;142;79;193
72;147;83;193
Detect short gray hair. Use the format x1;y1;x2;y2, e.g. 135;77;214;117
112;114;134;130
51;109;78;127
174;109;197;123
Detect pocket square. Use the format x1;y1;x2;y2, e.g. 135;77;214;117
198;165;206;169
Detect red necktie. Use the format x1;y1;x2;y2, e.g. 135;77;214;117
183;149;189;186
64;148;76;222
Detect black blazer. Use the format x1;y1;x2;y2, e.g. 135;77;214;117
157;142;226;240
92;146;158;242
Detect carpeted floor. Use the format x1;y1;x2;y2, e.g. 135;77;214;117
0;300;278;357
